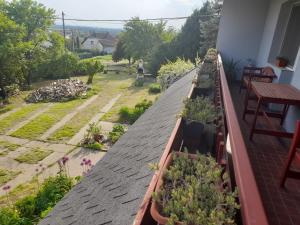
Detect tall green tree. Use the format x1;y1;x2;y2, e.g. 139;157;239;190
122;17;162;61
199;0;221;56
0;12;28;99
3;0;56;85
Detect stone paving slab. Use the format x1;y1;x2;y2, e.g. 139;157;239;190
6;104;52;135
40;95;99;140
0;135;30;145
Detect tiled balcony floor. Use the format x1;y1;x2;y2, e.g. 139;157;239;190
230;83;300;225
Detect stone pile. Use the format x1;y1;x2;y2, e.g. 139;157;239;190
26;79;88;103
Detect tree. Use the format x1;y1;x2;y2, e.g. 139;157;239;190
3;0;56;85
0;13;28;100
112;38;129;63
121;17;162;61
86;61;104;84
199;0;221;56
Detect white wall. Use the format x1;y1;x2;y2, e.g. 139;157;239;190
217;0;271;79
256;0;287;66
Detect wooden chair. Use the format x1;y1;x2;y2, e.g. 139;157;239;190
280;120;300;187
239;66;277;93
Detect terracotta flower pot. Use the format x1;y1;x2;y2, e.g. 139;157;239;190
276;58;288;68
150;152;197;225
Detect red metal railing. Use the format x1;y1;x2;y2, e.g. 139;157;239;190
218;54;269;225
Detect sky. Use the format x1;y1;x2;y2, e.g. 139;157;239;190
36;0;205;29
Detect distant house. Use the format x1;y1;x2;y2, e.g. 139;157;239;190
81;32;117;53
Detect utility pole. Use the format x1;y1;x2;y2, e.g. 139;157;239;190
62;11;66;50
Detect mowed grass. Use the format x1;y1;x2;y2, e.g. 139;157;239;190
102;82;160;123
0;103;43;133
48;72;133;141
15;148;53;164
0;140;21;156
11;99;84;139
0;168;21;186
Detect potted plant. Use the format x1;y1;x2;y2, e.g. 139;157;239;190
276;56;289;68
151;151;239;225
181;96;216;139
193;76;214;98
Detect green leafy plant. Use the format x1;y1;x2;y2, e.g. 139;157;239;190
108;124;126;143
182;96;216;123
157;58;194;90
203;48;218;63
134;77;144;87
81;123;104;150
119;99;152;124
35;175;73;215
15;195;36;222
148;83;161;94
0;207;24;225
153;152;239;225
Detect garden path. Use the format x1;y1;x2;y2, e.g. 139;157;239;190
6;104;52;135
40;94;99;140
0;104;26;121
0;94;122;197
67;94;121;145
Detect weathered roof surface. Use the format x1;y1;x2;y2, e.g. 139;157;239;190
39;69;196;225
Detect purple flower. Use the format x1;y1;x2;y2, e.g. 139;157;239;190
82;158;86;162
80;162;84;166
2;185;10;191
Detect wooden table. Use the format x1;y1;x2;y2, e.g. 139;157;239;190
242;81;300;140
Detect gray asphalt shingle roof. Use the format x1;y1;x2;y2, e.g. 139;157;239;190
39;69;196;225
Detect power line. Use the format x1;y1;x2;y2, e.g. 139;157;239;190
54;14;218;22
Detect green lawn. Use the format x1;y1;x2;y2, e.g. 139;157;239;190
48;72;152;141
0;140;21;157
11;100;84;139
15;148;53;164
102;81;159;123
0;104;43;133
0;168;21;186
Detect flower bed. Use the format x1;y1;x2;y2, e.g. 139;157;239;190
151;151;239;225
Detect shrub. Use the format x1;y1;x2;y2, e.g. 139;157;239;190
148;83;161;94
119;100;152;124
152;152;239;225
15;195;36;221
0;207;24;225
157;58;194;90
109;124;126;143
41;53;79;80
134;77;144;87
182;96;216;123
35;175;73;215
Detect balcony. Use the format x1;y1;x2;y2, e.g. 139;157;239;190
134;54;300;225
